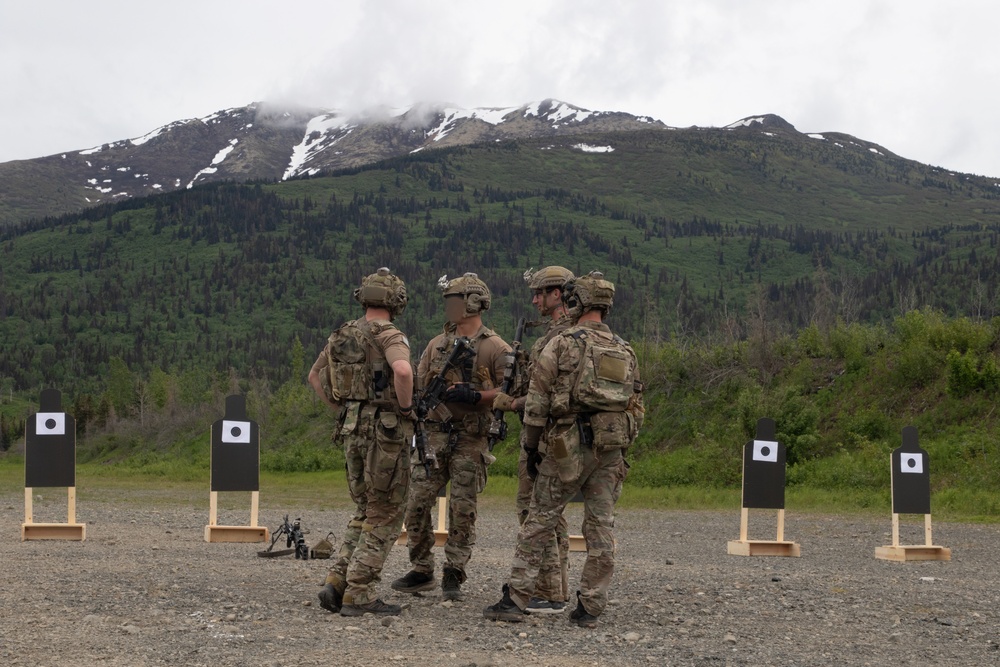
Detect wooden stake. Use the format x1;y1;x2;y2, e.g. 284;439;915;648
891;513;900;547
209;491;218;526
924;513;932;547
24;487;32;524
67;487;76;524
437;493;448;533
739;507;749;542
776;509;785;542
250;490;260;528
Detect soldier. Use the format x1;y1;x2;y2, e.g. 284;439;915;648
491;266;575;614
483;271;644;628
308;267;415;617
391;273;511;601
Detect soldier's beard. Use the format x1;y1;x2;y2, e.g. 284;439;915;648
537;294;562;318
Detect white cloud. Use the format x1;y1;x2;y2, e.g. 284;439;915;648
1;0;999;176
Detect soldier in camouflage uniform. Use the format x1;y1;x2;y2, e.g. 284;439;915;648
484;271;644;628
491;266;575;614
391;273;511;601
307;268;415;617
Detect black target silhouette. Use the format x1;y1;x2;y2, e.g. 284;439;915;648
26;389;76;488
742;418;786;509
211;395;259;492
891;426;930;515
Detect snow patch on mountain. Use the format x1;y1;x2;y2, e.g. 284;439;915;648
130;120;188;147
283;113;354;180
425;106;520;141
524;99;601;125
188;139;239;188
726;117;766;129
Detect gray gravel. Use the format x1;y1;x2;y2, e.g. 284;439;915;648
1;488;998;666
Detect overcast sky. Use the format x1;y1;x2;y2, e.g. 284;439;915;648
2;0;998;176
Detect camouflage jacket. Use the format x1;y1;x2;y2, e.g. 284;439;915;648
511;314;575;399
524;320;643;436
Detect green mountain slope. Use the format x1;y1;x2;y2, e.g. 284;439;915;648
1;126;1000;402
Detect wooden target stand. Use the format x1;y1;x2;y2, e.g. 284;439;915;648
23;487;85;540
875;426;950;562
727;418;800;557
876;513;950;562
22;389;85;541
397;484;449;547
205;395;268;543
206;490;267;543
728;507;799;557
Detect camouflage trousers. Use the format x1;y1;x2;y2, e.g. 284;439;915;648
403;430;489;581
325;407;411;605
508;446;627;616
517;445;570;602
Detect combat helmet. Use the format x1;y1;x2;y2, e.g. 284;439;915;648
439;272;491;314
562;270;615;316
523;266;575;292
354;267;408;319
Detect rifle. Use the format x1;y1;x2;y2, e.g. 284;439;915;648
414;337;475;474
487;317;528;451
257;515;309;559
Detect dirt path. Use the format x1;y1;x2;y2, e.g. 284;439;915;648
1;488;997;666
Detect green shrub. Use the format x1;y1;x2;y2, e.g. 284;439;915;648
842;408;894;444
772;389;821;464
946;349;1000;397
891;343;941;389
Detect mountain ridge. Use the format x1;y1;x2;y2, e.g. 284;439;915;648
0;99;664;223
0;100;948;224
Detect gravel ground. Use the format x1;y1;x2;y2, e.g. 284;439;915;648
1;487;998;666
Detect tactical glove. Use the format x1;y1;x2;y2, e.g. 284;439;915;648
525;448;542;480
492;392;516;412
445;383;481;405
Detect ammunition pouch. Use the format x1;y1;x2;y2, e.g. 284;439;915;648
544;416;582;483
589;411;630;451
310;532;336;559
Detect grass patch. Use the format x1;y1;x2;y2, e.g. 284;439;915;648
2;457;998;522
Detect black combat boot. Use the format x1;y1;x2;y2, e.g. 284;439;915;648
391;570;437;593
441;566;464;601
569;590;598;628
317;580;345;613
526;596;567;614
339;598;402;617
482;584;526;622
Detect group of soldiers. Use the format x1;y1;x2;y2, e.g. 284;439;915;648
306;266;644;627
